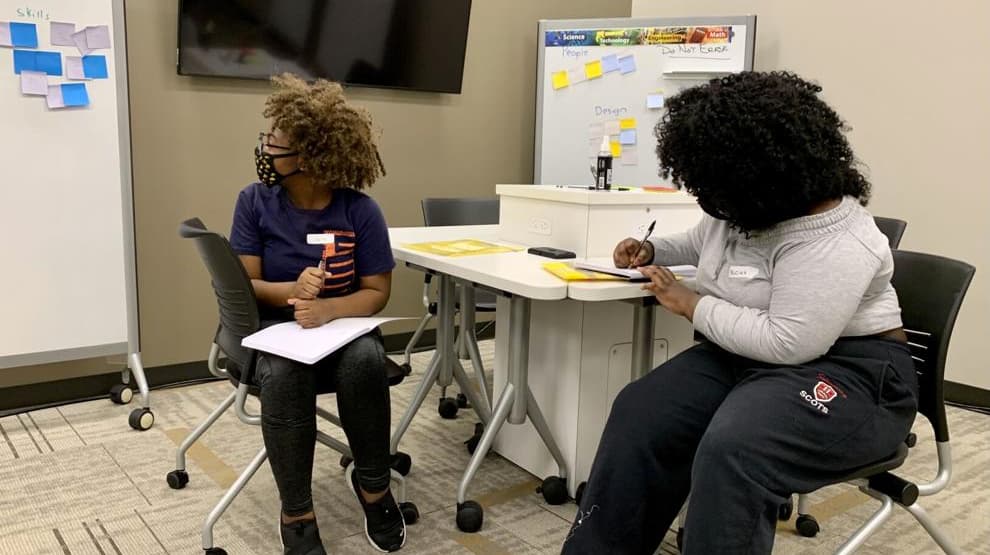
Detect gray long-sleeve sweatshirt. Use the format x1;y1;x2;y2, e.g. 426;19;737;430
649;196;902;365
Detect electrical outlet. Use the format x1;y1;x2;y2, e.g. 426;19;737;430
528;217;552;236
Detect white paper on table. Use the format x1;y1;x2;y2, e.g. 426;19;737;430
50;22;76;46
0;22;12;47
84;25;111;49
575;258;697;280
65;56;88;80
20;71;48;95
242;317;406;365
71;29;92;55
46;85;65;108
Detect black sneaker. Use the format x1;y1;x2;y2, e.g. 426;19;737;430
279;517;327;555
349;470;407;552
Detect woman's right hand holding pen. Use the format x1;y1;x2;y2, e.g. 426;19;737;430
613;237;655;268
291;266;329;300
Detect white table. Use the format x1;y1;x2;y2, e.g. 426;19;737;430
388;226;572;532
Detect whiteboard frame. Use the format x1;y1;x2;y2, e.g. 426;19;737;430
0;0;140;369
534;15;757;183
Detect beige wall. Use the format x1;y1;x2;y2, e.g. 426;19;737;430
632;0;990;388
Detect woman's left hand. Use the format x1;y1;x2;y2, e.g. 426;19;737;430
287;297;334;328
639;265;701;321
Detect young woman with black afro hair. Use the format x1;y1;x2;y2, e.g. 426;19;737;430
562;71;916;554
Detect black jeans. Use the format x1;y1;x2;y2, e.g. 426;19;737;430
561;337;918;555
255;331;392;517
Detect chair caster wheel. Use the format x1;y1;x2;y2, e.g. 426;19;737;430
778;498;794;520
537;476;568;505
438;397;459;419
204;548;227;555
796;514;820;537
400;501;420;524
339;455;353;469
109;383;133;405
166;470;189;489
676;527;685;551
456;500;483;532
464;423;483;454
391;452;412;476
456;393;469;408
399;362;412;377
128;408;154;430
574;482;587;505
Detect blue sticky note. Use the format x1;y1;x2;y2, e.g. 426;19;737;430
619;129;637;145
647;93;665;109
601;54;619;73
61;83;90;107
618;55;636;74
9;22;38;48
82;55;108;79
12;49;37;74
34;51;63;76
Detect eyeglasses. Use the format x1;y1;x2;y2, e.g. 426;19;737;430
257;131;294;153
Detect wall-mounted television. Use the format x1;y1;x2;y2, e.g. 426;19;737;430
177;0;473;94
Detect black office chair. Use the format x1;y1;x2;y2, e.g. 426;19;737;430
874;216;908;249
173;218;418;555
403;197;500;422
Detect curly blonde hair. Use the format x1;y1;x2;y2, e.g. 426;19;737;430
263;73;385;190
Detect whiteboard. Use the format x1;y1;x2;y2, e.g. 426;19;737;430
536;16;756;187
0;0;138;368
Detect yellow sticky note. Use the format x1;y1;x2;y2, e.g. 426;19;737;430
551;71;569;90
585;60;603;79
610;141;622;158
619;118;637;130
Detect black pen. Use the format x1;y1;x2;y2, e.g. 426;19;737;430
629;220;656;268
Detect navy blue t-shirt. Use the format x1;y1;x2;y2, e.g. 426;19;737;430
230;183;395;302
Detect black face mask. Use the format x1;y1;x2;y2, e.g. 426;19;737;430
254;146;302;187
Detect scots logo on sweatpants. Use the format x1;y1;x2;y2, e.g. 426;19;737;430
800;381;836;414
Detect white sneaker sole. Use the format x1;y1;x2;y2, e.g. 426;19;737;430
349;474;407;553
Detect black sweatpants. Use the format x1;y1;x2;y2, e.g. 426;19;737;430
561;337;917;555
254;331;392;517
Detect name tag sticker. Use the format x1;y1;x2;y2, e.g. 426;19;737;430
306;233;335;245
728;265;759;279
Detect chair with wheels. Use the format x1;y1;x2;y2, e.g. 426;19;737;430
173;217;417;554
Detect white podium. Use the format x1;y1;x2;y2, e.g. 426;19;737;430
490;185;703;493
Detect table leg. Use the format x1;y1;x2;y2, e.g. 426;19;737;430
390;351;441;454
631;301;656;380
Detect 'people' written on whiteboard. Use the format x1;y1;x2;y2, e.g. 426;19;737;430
661;44;730;58
595;105;629;118
563;48;590;59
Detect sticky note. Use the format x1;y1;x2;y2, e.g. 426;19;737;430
618;55;636;74
619;118;637;130
84;25;111;49
585;60;602;79
621;149;639;166
610;141;622;158
9;22;38;48
13;49;36;73
35;51;63;76
0;23;12;47
647;93;664;109
601;54;619;73
20;70;48;95
61;82;89;107
46;84;64;108
603;120;620;135
619;129;637;145
51;22;76;46
588;123;603;138
71;29;92;55
66;56;86;79
568;66;587;85
551;70;569;90
82;55;108;78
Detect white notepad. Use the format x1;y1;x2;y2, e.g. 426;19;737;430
574;258;697;281
242;317;403;365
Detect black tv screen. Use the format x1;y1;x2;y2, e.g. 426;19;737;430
177;0;472;93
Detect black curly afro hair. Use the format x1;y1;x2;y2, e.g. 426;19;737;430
655;71;870;232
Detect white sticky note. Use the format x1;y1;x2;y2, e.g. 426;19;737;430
621;149;639;166
71;29;92;55
568;66;587;85
588;123;603;139
84;25;111;49
647;93;665;109
46;84;65;108
0;22;12;47
21;71;48;95
65;56;87;80
51;21;76;46
603;120;621;135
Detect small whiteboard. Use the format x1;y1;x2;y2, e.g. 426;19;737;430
535;16;756;187
0;0;138;369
